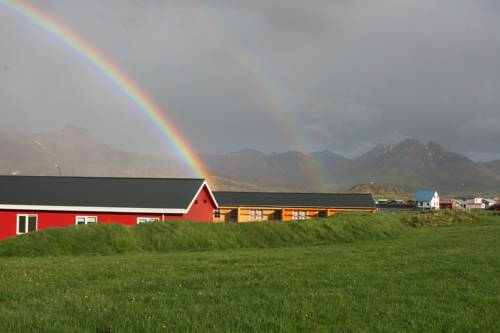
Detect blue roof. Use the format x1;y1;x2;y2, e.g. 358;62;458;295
414;190;437;201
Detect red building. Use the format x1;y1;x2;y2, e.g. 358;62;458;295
439;199;461;210
0;176;218;240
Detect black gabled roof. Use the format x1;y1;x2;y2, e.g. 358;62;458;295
214;191;375;209
376;202;416;209
0;176;206;210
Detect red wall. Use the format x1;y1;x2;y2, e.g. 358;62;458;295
0;184;216;240
182;185;217;222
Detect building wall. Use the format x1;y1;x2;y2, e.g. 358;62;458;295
214;206;376;223
182;185;217;222
440;200;461;210
212;207;237;223
431;193;440;209
465;203;486;210
0;185;217;240
237;207;283;223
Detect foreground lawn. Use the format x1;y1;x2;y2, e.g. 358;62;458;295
0;221;499;332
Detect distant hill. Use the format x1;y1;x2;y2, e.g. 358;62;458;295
346;184;410;200
202;138;500;194
0;127;297;191
336;139;500;193
1;127;499;194
0;126;188;178
202;149;327;192
480;159;500;177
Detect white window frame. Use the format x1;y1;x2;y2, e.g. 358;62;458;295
76;216;98;225
213;209;221;219
137;217;160;224
292;210;307;220
249;209;264;221
17;214;38;235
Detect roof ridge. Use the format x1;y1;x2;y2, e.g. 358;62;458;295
213;191;372;195
0;176;207;210
0;175;204;181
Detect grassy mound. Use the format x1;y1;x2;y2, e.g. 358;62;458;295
0;223;139;257
132;213;404;252
0;213;403;257
0;211;491;257
397;210;488;227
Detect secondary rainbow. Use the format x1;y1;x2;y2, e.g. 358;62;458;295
192;9;333;190
0;0;207;178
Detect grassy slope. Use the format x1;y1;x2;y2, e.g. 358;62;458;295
0;216;498;332
0;211;485;257
0;213;406;256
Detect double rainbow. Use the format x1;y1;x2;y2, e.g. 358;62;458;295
0;0;207;178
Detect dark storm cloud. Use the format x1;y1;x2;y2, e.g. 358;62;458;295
0;0;499;159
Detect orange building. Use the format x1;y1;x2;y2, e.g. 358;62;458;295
213;192;376;222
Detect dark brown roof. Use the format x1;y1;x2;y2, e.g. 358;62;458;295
0;176;205;209
214;191;375;209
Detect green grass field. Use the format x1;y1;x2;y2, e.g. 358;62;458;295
0;212;498;332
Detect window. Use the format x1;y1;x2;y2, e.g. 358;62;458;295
292;211;307;220
137;217;160;224
213;209;221;219
17;215;37;235
249;209;263;221
76;216;97;225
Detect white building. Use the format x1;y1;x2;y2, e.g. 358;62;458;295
414;190;440;210
463;198;486;210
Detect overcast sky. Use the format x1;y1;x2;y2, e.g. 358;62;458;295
1;0;499;160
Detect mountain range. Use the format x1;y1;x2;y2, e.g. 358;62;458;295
1;127;499;195
0;127;293;191
203;139;500;194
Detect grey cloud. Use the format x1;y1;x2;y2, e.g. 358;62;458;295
0;0;499;160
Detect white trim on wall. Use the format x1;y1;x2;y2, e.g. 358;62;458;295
137;217;160;224
75;216;98;225
16;214;38;235
185;181;219;213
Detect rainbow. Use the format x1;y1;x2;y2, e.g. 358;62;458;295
0;0;207;179
191;9;333;190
